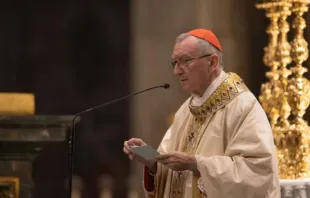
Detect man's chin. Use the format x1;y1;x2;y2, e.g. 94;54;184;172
180;83;192;93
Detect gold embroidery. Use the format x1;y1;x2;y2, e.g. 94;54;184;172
170;73;249;198
189;72;249;118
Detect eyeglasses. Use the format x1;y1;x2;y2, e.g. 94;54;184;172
170;54;213;69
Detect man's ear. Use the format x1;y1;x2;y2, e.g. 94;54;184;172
210;55;219;69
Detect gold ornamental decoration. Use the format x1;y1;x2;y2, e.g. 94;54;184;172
287;0;310;178
0;177;19;198
256;0;310;179
256;1;282;128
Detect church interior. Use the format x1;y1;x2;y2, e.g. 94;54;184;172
1;0;310;197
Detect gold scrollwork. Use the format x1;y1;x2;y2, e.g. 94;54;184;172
256;0;310;179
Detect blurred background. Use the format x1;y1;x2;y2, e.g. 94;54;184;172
0;0;310;198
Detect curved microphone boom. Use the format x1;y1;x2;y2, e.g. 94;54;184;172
68;83;170;198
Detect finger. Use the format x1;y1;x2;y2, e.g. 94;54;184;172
156;153;171;160
129;154;135;160
129;151;136;160
124;141;132;150
128;138;145;146
156;158;167;164
123;148;135;160
157;158;172;165
161;161;170;166
123;142;131;151
124;149;135;159
123;147;130;155
124;140;134;148
124;147;136;159
128;138;141;143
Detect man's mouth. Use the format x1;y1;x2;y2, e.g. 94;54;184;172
181;79;188;82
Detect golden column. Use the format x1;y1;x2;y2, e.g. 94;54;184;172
272;0;294;179
287;0;310;178
256;2;281;128
256;0;310;179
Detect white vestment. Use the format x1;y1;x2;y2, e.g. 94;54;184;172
143;72;281;198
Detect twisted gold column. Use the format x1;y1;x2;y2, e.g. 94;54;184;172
256;2;281;128
275;1;292;128
286;0;310;178
257;0;310;179
256;0;293;178
272;1;295;179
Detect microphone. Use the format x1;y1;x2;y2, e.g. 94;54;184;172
67;83;170;198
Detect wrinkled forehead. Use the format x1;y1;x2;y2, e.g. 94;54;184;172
172;36;201;59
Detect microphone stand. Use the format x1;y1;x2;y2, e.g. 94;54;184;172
67;83;170;198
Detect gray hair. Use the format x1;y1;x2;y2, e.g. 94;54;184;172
175;33;223;67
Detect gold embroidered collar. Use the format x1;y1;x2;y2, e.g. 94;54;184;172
189;72;248;118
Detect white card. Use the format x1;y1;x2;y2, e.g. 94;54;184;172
129;145;159;161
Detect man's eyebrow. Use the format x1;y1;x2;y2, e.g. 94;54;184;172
172;54;191;60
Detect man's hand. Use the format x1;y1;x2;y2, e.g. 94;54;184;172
123;138;146;160
156;152;197;172
123;138;157;172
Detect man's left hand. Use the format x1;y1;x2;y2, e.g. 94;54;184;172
156;152;197;172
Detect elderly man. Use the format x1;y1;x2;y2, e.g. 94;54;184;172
123;29;280;198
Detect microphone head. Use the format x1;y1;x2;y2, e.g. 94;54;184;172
163;83;170;89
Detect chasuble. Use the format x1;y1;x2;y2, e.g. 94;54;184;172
143;72;280;198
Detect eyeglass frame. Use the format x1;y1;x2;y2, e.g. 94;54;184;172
170;53;213;69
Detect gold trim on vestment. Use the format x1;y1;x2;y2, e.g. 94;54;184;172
189;73;249;118
169;72;249;198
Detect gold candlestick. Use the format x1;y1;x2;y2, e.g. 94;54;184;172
286;0;310;178
256;2;282;128
275;1;292;128
257;0;310;179
256;0;293;179
288;0;310;125
272;0;294;179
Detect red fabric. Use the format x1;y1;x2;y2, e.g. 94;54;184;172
188;29;222;52
143;166;155;192
197;170;201;178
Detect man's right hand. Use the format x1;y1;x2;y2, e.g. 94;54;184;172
123;138;157;173
123;138;146;160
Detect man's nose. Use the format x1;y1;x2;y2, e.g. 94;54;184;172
173;64;183;76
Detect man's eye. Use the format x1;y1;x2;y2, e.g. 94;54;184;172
171;61;177;67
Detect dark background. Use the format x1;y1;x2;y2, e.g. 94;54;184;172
0;1;130;198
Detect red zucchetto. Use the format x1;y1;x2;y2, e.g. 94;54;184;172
188;29;222;52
